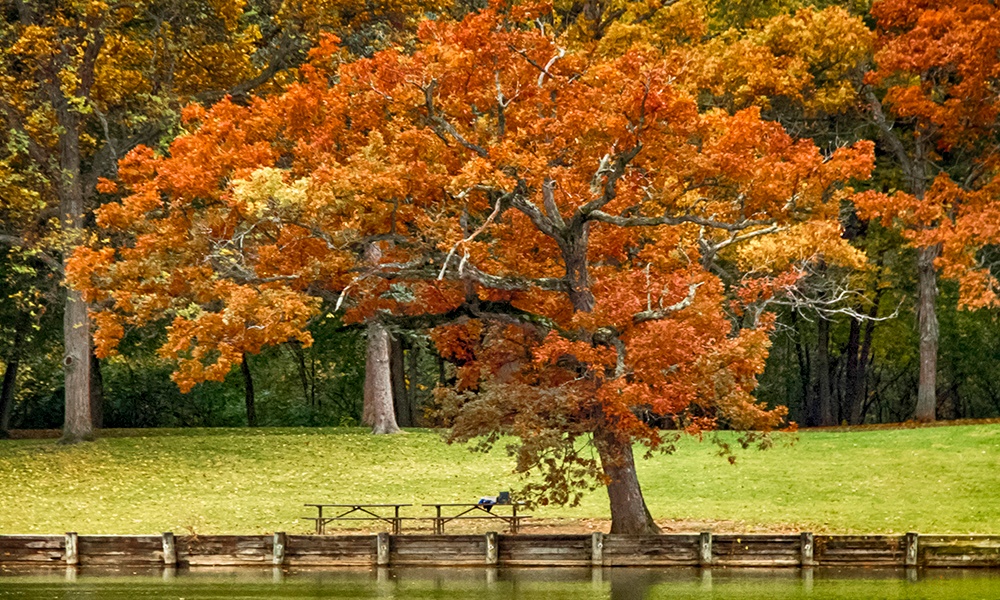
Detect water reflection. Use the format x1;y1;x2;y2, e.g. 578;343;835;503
2;565;1000;600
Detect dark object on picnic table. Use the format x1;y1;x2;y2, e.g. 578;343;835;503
478;491;511;512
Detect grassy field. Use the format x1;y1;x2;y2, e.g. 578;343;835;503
0;424;996;535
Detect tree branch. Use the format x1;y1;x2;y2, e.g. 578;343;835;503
633;282;702;324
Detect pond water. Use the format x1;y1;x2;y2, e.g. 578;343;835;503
2;566;999;599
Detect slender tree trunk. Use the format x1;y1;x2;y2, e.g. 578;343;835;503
816;316;835;426
791;310;813;425
915;245;939;422
241;353;257;427
363;321;401;434
291;342;312;406
843;316;862;422
90;349;104;430
848;296;880;425
594;425;660;534
407;343;421;426
0;344;20;438
390;334;411;427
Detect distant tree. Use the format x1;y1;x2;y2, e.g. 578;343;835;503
855;0;1000;422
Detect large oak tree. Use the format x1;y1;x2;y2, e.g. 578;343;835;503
71;3;874;531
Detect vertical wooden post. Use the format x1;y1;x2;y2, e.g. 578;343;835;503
800;532;816;566
162;532;177;566
699;531;712;566
485;532;498;565
65;532;79;566
591;532;604;566
376;532;390;566
905;532;919;567
273;532;287;566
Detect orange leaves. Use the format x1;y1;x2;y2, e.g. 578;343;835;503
871;0;1000;149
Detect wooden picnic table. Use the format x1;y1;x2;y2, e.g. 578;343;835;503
422;502;527;534
303;503;411;535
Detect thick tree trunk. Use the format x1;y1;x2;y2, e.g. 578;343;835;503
594;426;660;534
915;245;939;422
0;349;19;438
241;353;257;427
61;288;93;443
559;228;595;312
816;316;836;426
363;321;401;434
390;335;411;427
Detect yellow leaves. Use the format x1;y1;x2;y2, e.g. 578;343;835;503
230;167;309;220
736;220;868;273
10;25;59;60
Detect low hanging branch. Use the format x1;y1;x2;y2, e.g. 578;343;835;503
438;199;503;280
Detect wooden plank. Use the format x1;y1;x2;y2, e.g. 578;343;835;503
0;535;65;564
921;535;1000;567
284;535;375;566
176;536;272;566
391;535;485;565
815;535;906;565
711;535;801;566
77;535;163;565
500;535;591;566
602;535;700;566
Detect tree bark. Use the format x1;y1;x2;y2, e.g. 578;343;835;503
241;353;257;427
407;343;422;426
915;245;939;422
363;321;401;434
390;334;411;427
0;343;20;438
594;425;660;534
848;296;880;425
61;288;93;443
90;349;104;430
790;310;814;426
816;316;836;426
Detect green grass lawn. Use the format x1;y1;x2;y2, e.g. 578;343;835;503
0;424;996;535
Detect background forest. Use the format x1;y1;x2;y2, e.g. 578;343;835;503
1;0;1000;440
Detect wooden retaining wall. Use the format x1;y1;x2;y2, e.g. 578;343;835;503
1;533;998;568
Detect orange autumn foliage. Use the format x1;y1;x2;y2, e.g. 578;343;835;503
855;0;1000;308
70;2;875;508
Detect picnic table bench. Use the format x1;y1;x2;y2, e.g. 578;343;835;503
423;502;528;534
302;501;530;534
303;503;410;535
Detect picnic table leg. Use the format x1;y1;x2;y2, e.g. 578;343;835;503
512;504;518;534
317;506;324;535
393;506;401;535
435;506;443;535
